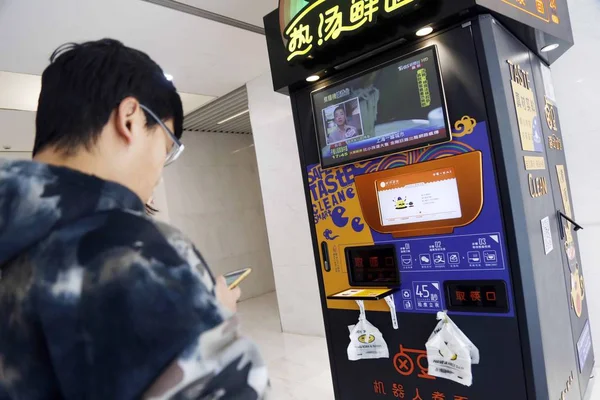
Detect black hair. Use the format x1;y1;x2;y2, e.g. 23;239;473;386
145;203;159;216
34;39;183;156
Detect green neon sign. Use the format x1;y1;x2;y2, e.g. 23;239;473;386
278;0;417;62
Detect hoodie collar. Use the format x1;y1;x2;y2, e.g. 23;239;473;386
0;160;145;266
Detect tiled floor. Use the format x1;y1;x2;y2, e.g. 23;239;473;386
239;293;600;400
238;292;334;399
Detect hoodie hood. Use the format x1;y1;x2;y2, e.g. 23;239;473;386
0;161;271;400
0;160;144;265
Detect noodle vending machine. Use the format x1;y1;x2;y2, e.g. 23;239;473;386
264;1;594;399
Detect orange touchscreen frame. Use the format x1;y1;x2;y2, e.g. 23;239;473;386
354;151;483;238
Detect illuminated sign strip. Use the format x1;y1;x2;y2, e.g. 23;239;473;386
283;0;416;62
500;0;560;24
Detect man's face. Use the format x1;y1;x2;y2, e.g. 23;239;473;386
334;109;346;126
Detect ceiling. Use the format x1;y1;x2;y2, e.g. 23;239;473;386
184;85;251;134
0;0;274;96
0;71;213;115
0;0;279;149
175;0;276;28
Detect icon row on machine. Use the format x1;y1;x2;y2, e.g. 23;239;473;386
400;250;497;266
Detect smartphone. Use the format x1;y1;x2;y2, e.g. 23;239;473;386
224;268;252;289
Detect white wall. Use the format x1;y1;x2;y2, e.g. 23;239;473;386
551;0;600;352
0;110;35;152
163;131;275;301
247;72;325;337
0;151;31;160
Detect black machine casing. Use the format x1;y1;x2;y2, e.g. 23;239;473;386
264;5;593;400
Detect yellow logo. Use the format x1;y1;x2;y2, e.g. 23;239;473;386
571;265;585;318
453;116;477;137
545;99;558;131
358;334;376;344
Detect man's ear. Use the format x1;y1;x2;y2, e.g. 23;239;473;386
115;97;142;144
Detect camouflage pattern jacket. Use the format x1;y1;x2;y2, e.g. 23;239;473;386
0;161;269;400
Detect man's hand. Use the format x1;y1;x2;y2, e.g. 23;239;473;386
215;276;242;313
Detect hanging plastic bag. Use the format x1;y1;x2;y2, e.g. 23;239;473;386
425;311;479;386
347;300;389;361
384;294;399;330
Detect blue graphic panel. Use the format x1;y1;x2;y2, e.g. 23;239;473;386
396;233;505;272
309;121;515;318
369;122;515;317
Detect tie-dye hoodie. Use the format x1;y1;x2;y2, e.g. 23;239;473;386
0;160;269;400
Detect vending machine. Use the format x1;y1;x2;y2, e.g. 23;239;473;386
264;1;593;399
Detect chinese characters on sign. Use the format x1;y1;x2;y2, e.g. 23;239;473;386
331;142;350;160
545;98;558;131
374;380;387;395
507;60;544;152
455;289;496;303
548;134;563;150
284;0;416;61
501;0;560;24
392;383;405;398
372;380;470;399
323;88;351;103
523;155;546;171
417;68;431;107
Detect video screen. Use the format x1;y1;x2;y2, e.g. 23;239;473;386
322;97;364;145
376;167;462;226
311;46;450;169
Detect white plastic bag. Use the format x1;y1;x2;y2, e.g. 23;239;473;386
425;311;479;386
347;300;389;361
384;294;399;330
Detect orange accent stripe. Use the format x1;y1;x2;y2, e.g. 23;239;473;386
501;0;551;23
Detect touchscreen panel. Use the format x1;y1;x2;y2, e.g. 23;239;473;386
376;167;462;226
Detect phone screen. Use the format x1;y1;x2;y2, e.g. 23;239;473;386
224;268;251;288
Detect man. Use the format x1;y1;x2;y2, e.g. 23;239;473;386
0;39;269;399
328;106;357;144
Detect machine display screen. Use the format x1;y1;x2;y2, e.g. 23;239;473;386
345;245;400;287
376;167;462;226
311;45;450;169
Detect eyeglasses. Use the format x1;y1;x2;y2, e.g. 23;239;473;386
139;104;184;166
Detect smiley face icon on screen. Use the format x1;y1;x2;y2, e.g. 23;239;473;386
395;197;408;210
331;206;349;228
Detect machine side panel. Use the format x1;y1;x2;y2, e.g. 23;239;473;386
529;52;595;396
477;15;581;400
